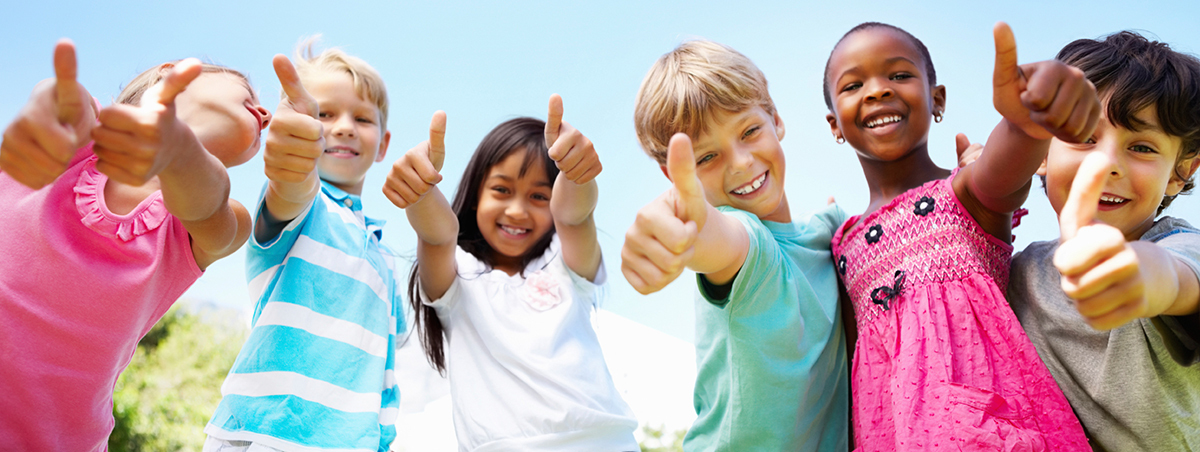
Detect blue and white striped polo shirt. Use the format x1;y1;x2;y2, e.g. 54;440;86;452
206;181;405;452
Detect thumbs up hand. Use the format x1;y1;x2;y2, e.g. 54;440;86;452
92;58;204;186
263;55;324;185
0;39;96;188
545;94;602;184
992;22;1100;143
384;111;447;209
1053;152;1158;330
622;133;709;294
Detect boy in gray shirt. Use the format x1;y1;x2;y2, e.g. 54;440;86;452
1008;31;1200;451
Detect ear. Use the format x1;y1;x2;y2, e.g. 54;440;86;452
1035;157;1048;177
773;110;786;142
375;130;392;163
1166;155;1200;196
932;84;947;116
660;164;671;181
826;112;841;142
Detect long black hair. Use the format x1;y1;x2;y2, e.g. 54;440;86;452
408;117;560;374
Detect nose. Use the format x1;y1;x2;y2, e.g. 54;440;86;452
864;79;893;102
1096;142;1125;178
729;143;754;173
331;114;356;137
504;199;529;220
256;106;272;131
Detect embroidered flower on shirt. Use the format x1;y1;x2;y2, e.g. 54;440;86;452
838;255;848;275
914;196;936;216
866;224;883;244
523;270;562;311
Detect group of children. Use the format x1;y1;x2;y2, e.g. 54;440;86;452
0;19;1197;452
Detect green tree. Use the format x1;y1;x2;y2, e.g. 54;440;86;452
639;423;686;452
109;303;247;452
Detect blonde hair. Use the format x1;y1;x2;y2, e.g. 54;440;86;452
116;62;253;106
633;40;775;165
293;36;389;128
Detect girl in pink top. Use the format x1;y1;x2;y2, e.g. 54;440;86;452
822;23;1096;451
0;40;271;451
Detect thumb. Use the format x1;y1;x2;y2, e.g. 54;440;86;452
428;110;447;172
153;58;202;106
273;54;318;118
1059;152;1112;241
545;93;563;148
955;133;971;158
666;133;705;222
53;38;84;125
992;22;1021;93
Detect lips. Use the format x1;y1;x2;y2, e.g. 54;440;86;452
1098;193;1130;210
499;224;530;237
866;114;902;128
324;146;360;157
731;172;767;196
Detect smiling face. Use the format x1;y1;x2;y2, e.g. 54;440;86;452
825;27;945;163
1043;104;1198;240
306;69;391;195
172;72;271;167
683;105;789;222
475;147;555;274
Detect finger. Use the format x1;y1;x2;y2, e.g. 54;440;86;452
1058;151;1113;240
573;158;602;184
1055;223;1128;278
955;133;971;157
666;133;705;221
17;115;75;165
273;55;318;118
1061;245;1139;299
53;39;84;126
0;134;63;188
428;111;447;172
1018;63;1063;113
992;22;1020;91
411;149;444;185
545;93;563;147
382;184;414;209
154;58;202;106
827;196;837;205
1073;275;1144;318
1080;295;1146;331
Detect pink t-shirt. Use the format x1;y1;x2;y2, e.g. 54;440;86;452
0;143;202;452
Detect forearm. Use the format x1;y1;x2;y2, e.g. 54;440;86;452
551;175;597;226
969;119;1049;213
406;186;458;247
1135;242;1200;316
264;174;321;223
688;205;749;283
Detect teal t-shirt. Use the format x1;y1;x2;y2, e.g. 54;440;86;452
684;204;849;451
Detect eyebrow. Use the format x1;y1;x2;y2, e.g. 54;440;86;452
836;56;919;82
488;174;552;188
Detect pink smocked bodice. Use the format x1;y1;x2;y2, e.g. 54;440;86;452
831;172;1089;452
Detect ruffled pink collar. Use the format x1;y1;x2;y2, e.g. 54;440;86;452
73;155;169;242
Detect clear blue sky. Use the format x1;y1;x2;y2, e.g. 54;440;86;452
3;0;1198;343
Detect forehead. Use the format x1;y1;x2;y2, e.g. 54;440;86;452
305;70;378;108
694;106;768;144
486;148;549;181
828;28;926;76
193;72;255;97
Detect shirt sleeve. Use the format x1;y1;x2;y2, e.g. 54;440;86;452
245;183;317;278
698;207;780;310
1147;218;1200;364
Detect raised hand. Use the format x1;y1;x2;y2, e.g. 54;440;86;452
0;39;94;188
545;94;601;184
955;132;983;168
621;133;708;294
1053;152;1151;330
992;22;1100;143
383;111;447;208
91;59;203;186
263;55;323;185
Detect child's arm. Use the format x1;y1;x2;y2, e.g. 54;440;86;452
544;95;603;281
621;133;749;295
0;40;96;189
1055;153;1199;330
256;55;326;244
90;59;249;270
384;111;458;300
957;23;1100;233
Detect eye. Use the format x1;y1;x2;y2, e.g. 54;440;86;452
317;112;331;119
532;192;550;202
840;82;862;93
356;116;375;124
891;72;914;81
742;125;761;139
697;153;716;165
1084;136;1097;145
1130;144;1157;154
491;186;511;195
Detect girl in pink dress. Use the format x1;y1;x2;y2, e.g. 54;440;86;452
822;22;1095;451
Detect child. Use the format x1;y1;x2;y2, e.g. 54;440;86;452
204;43;402;451
0;40;269;451
621;40;848;451
1008;31;1200;451
386;97;638;451
822;22;1101;450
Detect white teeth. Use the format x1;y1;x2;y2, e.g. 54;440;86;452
732;173;766;195
325;148;358;155
501;225;528;235
866;115;902;128
1100;195;1127;203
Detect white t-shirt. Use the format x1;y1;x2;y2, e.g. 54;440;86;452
421;236;638;452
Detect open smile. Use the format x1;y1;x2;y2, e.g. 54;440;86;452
1098;193;1130;211
731;172;768;196
324;146;360;158
499;224;531;238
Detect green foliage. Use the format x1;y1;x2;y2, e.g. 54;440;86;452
639;423;686;452
109;303;247;452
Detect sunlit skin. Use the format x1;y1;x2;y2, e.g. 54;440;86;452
682;106;790;224
475;148;555;275
306;69;390;195
173;72;271;167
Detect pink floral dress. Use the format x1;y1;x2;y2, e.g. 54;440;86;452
831;171;1089;451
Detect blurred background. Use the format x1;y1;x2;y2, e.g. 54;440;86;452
4;1;1198;450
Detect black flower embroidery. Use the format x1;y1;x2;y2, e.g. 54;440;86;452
838;255;847;275
914;196;936;216
869;270;906;311
865;224;883;244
